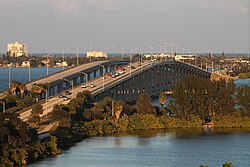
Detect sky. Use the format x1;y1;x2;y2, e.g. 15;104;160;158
0;0;249;54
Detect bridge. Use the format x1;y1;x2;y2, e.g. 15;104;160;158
7;59;210;121
92;60;210;102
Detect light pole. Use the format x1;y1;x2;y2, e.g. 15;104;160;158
62;51;65;70
147;46;153;65
8;64;11;89
122;45;128;59
28;59;32;82
130;55;132;78
76;45;82;66
46;55;49;76
100;65;105;90
79;72;88;86
45;88;48;118
89;43;94;62
106;42;115;60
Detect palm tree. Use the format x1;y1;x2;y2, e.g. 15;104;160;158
31;83;50;99
159;92;167;108
11;80;20;95
19;83;27;98
114;101;124;120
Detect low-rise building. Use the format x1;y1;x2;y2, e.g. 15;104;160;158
7;42;28;57
21;61;30;67
175;54;195;61
86;51;107;58
56;61;68;67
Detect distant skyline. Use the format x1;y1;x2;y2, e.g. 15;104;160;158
0;0;249;54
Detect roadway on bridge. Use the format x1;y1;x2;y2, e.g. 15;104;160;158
20;60;155;121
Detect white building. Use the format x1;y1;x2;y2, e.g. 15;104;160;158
86;51;107;58
56;61;68;67
7;42;28;57
175;55;195;61
144;53;174;59
21;61;30;67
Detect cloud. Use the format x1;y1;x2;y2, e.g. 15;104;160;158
52;0;82;13
0;0;82;13
217;0;248;13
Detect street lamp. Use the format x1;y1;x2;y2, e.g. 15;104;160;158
46;54;49;76
122;45;128;59
28;59;32;82
8;64;11;89
130;55;132;78
76;45;82;66
62;51;65;70
100;64;105;90
146;46;153;65
80;72;88;86
89;43;94;62
106;42;115;59
45;88;48;118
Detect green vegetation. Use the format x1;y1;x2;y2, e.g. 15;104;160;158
169;75;250;123
199;162;236;167
228;63;250;78
0;112;61;166
1;76;250;165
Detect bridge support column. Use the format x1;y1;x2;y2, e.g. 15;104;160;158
80;75;84;83
57;83;63;94
73;78;78;86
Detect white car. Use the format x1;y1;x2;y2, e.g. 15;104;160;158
90;84;95;88
63;96;70;101
81;85;88;88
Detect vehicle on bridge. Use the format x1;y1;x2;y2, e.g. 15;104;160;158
64;90;72;95
63;96;70;101
81;85;88;88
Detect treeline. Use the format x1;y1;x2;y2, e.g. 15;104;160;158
169;75;250;123
0;112;61;166
1;75;250;165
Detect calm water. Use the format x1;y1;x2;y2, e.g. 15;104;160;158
0;67;63;92
30;128;250;167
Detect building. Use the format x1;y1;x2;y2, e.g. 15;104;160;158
175;54;195;61
21;61;30;67
55;61;68;67
7;42;28;57
86;51;107;58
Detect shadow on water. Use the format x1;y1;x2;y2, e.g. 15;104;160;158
113;128;250;140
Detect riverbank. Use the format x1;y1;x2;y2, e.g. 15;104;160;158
52;113;250;149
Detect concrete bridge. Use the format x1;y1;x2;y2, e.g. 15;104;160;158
15;59;210;121
92;60;211;102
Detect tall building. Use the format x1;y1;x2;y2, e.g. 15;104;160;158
7;42;28;57
86;51;107;58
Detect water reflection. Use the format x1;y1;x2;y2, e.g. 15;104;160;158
29;128;250;167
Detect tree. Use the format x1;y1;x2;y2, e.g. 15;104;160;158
31;83;49;100
223;162;235;167
114;100;124;120
30;104;43;124
159;92;166;108
10;80;20;95
236;85;250;116
50;104;70;127
19;83;27;98
136;93;155;115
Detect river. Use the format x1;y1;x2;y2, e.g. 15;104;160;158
2;68;250;167
0;67;63;92
30;128;250;167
